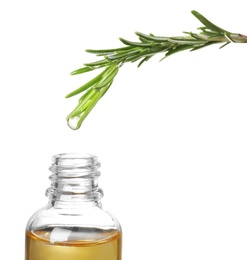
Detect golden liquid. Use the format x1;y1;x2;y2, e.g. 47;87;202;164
25;228;122;260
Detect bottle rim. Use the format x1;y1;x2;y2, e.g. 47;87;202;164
51;153;99;168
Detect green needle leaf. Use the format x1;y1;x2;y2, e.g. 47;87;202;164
135;32;168;42
119;38;152;47
86;46;133;54
70;66;94;75
95;66;119;90
191;10;230;35
66;66;111;98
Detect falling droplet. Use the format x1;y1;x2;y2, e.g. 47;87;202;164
67;116;80;130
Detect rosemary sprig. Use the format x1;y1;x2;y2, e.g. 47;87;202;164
66;10;247;130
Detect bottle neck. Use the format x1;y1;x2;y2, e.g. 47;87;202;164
46;153;103;207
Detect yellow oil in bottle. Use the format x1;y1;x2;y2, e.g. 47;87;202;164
25;228;122;260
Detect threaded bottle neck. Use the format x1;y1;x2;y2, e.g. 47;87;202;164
46;153;103;204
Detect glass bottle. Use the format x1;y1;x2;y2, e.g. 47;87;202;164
25;153;122;260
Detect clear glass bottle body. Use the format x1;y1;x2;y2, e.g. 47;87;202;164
25;153;122;260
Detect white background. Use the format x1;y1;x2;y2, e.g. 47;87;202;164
1;0;247;259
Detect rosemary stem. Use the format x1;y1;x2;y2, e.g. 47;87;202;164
66;10;247;130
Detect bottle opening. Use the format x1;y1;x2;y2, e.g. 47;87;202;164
52;153;99;167
47;153;103;202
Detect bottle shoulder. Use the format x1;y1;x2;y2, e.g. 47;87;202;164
26;203;121;239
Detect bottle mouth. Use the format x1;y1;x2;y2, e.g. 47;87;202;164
47;153;103;202
52;153;98;166
53;153;96;159
49;153;101;177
